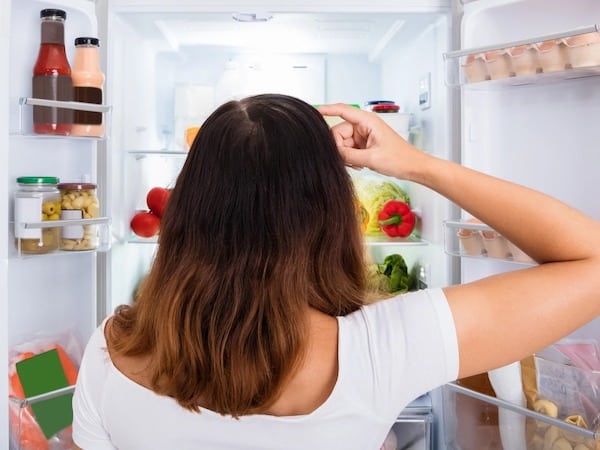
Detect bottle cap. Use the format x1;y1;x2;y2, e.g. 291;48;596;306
75;37;100;47
40;9;66;20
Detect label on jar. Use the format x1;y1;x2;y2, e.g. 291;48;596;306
61;209;84;239
14;197;42;239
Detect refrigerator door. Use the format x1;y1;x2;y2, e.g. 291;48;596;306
1;0;108;447
442;0;600;448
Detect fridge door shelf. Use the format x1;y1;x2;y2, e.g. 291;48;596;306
444;24;600;88
13;97;111;138
444;220;536;265
9;385;75;449
444;382;599;446
12;217;111;257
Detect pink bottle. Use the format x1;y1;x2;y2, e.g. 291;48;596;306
71;37;105;137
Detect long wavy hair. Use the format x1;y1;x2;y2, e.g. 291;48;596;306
108;93;367;417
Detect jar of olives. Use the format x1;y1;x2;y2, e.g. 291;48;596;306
58;182;100;251
14;176;61;254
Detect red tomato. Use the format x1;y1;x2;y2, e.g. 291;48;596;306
130;211;160;238
146;187;170;218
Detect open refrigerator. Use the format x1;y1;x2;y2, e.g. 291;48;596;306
2;0;600;448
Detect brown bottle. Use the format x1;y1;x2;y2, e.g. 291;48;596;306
71;37;105;137
32;9;73;135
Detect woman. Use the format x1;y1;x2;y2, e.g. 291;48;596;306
72;94;600;449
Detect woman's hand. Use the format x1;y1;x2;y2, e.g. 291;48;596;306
318;104;423;180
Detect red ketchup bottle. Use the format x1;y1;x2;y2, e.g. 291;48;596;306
32;9;73;135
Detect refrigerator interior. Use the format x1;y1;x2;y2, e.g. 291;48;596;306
442;0;600;449
105;4;457;314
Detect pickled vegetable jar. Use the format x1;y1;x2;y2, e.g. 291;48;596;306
14;176;61;254
58;182;100;251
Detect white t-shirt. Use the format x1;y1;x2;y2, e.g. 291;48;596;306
72;288;458;450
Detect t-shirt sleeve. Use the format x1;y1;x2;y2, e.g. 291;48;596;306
72;319;117;450
356;288;459;416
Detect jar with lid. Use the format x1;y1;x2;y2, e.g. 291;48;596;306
14;176;61;254
58;182;100;251
32;9;73;135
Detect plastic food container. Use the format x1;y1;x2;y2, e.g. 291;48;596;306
14;176;61;254
457;228;485;256
507;45;540;76
481;230;511;259
535;40;569;73
462;53;489;83
563;32;600;68
506;240;534;263
483;50;513;80
58;182;100;251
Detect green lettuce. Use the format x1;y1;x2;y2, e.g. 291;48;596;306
354;177;410;235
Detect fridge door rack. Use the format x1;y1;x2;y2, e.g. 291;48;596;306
444;382;599;444
14;97;112;137
443;220;535;265
444;24;600;88
9;385;76;448
12;217;111;257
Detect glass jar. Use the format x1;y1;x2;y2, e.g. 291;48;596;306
14;176;61;254
58;182;100;251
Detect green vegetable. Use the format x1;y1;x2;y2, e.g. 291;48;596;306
353;178;410;235
367;253;415;295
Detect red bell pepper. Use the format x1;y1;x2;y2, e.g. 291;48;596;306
377;200;416;238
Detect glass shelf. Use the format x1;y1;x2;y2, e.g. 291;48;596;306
127;149;188;160
444;24;600;88
444;219;536;265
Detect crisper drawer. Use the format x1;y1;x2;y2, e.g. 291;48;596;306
383;394;433;450
442;382;599;450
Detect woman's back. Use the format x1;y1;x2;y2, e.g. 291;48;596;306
74;289;458;449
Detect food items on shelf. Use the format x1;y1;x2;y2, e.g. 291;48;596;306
377;200;416;238
355;199;369;233
366;253;415;296
71;37;105;137
462;53;489;83
14;176;61;254
563;32;600;68
130;211;161;238
507;45;540;76
32;9;73;135
146;186;170;218
353;177;410;236
58;182;100;251
185;126;200;150
483;49;513;80
130;186;171;239
9;344;78;450
535;39;570;73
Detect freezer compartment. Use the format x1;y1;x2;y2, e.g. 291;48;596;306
444;25;600;87
9;386;75;450
443;382;599;450
443;220;535;265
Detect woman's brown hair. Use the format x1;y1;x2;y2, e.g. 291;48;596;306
108;93;366;417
